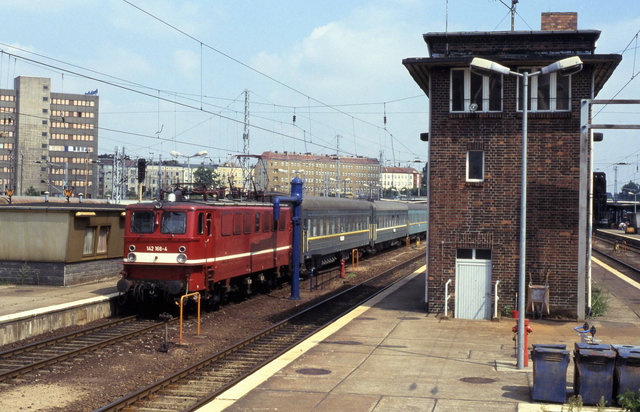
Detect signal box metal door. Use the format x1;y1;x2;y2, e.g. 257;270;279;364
454;259;491;320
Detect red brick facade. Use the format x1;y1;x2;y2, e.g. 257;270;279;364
404;29;621;319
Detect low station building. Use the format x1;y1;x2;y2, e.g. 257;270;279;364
0;197;125;285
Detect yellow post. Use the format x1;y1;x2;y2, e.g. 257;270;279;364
179;292;201;344
351;249;359;272
406;236;410;248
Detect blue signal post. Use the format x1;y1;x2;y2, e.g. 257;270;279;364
273;177;303;300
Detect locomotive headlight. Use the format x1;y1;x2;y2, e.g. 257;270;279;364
129;245;136;252
176;253;187;264
178;245;186;253
127;252;137;262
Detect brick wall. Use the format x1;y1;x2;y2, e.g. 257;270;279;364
542;12;578;31
427;64;592;318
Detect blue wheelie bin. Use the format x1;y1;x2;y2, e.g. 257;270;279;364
614;348;640;402
574;348;616;405
531;346;570;403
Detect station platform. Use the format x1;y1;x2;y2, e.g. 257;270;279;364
0;260;638;410
0;277;118;319
200;264;640;412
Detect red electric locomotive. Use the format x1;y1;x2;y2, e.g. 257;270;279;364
117;195;292;305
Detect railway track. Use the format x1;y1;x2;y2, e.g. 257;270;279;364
593;231;640;274
97;252;425;412
0;315;163;383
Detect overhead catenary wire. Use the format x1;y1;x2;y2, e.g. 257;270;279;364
120;0;420;159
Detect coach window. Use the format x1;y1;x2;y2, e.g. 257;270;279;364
467;150;484;182
233;212;242;235
255;212;261;232
263;212;271;233
197;212;205;235
221;211;233;236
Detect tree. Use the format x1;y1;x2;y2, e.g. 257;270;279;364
25;186;39;196
620;181;640;200
194;167;220;187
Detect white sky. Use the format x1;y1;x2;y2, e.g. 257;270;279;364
1;0;639;192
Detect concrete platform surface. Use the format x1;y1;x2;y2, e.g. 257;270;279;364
0;276;118;319
199;262;640;412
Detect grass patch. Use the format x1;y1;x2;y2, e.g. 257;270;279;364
590;283;610;317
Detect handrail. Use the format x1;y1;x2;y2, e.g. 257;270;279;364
179;292;201;344
444;279;452;318
494;280;501;319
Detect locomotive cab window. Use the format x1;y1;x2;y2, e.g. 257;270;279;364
161;212;187;234
130;211;155;233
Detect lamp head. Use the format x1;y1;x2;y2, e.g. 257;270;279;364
540;56;583;76
196;150;208;157
169;150;182;158
470;58;512;76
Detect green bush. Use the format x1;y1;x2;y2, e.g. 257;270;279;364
618;389;640;411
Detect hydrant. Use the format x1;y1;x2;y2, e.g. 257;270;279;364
512;318;533;366
340;259;345;278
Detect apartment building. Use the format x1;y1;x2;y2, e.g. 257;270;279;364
0;76;98;197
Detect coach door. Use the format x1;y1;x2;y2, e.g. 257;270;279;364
454;249;491;320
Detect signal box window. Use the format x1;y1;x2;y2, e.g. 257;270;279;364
130;211;155;233
161;212;186;234
451;68;502;113
466;150;484;182
517;68;571;112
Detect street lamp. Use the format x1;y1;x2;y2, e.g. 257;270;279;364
170;150;208;184
470;55;583;370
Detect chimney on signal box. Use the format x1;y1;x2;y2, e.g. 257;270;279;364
541;12;577;31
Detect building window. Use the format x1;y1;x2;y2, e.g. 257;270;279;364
457;248;491;260
466;150;484;182
42;120;48;125
83;227;95;256
97;227;109;254
451;68;502;112
43;96;48;102
517;68;571;111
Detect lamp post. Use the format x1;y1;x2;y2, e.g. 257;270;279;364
470;55;583;370
170;150;208;185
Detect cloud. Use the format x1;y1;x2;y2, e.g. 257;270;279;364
172;49;200;78
251;4;427;102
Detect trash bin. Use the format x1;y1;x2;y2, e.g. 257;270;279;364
575;342;611;351
532;347;570;403
574;348;616;405
614;348;640;402
533;344;566;350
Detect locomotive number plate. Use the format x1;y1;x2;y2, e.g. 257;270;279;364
146;246;168;252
